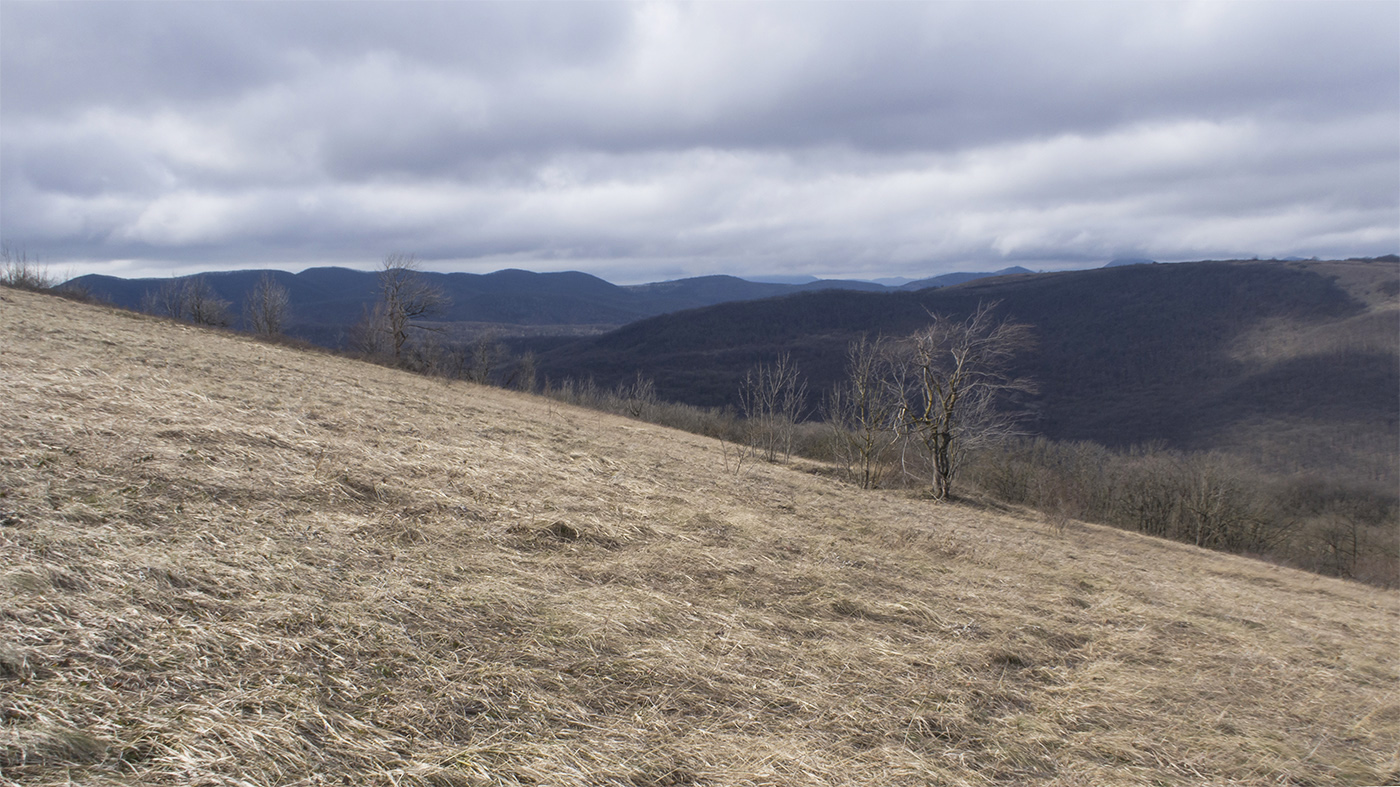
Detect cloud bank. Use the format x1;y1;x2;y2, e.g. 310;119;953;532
2;1;1395;281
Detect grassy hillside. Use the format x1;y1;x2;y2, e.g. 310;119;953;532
2;287;1397;786
536;259;1400;485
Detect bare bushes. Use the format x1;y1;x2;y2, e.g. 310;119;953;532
615;372;658;418
141;276;232;327
825;336;900;489
352;254;449;363
0;245;92;301
543;376;744;440
1277;478;1399;585
244;273;291;337
394;333;465;379
739;354;809;462
467;332;507;385
966;438;1398;586
532;369;831;461
352;312;549;398
822;304;1034;497
0;245;55;291
969;440;1286;551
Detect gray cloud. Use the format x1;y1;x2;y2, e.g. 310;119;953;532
2;1;1395;282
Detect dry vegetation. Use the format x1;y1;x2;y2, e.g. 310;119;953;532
1226;261;1397;363
1220;259;1400;484
2;286;1397;786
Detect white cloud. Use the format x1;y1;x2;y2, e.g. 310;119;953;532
1;1;1395;282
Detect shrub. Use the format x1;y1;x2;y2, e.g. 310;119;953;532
0;245;55;291
963;438;1397;586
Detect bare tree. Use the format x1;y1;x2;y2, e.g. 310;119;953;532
244;273;291;337
143;278;189;319
825;335;900;488
1177;454;1292;554
892;301;1035;500
376;253;448;362
142;276;230;327
468;330;505;384
349;301;393;357
739;353;809;462
185;276;232;327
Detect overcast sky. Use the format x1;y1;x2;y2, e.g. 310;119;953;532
2;1;1396;283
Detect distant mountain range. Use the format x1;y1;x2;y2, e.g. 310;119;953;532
896;266;1035;288
67;265;1036;346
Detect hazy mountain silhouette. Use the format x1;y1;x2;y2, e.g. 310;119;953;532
69;266;1028;345
898;266;1036;289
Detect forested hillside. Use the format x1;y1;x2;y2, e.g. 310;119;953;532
535;259;1400;484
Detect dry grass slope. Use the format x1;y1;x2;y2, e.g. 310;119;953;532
1;287;1396;787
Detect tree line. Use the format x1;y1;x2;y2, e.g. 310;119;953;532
966;438;1396;586
140;273;292;337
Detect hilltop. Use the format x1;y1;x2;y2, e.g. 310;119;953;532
1;287;1396;786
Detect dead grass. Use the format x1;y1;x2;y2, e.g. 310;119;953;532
1;286;1397;786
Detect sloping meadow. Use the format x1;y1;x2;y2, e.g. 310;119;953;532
1;287;1396;786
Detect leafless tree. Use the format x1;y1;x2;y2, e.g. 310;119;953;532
375;253;448;362
825;335;900;488
892;301;1035;499
739;353;808;462
142;276;230;327
468;330;505;384
244;273;291;337
142;278;187;319
1177;455;1292;554
187;277;232;327
349;302;392;357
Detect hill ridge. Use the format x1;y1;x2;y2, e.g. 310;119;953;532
66;264;1044;347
